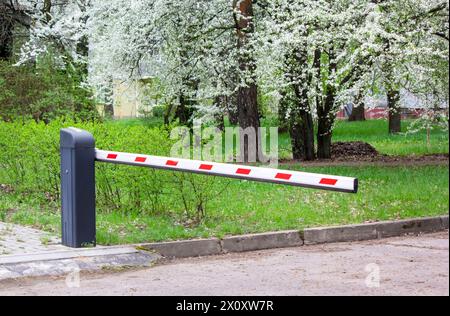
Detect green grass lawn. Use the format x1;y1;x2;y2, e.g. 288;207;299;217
1;118;448;245
117;118;449;158
334;120;448;156
1;165;448;245
277;120;449;158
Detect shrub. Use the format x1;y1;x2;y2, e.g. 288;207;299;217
0;120;224;223
0;57;99;123
152;105;166;118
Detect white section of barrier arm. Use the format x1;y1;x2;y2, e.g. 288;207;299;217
95;150;358;194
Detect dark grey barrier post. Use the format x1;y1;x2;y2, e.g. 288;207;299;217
60;128;96;248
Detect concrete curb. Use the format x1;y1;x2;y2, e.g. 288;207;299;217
221;231;304;253
303;216;448;245
0;247;162;281
138;239;222;258
138;215;449;259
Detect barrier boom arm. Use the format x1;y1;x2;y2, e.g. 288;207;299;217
95;150;358;194
60;128;358;249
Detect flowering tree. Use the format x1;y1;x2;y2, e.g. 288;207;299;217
255;0;448;159
12;0;449;160
366;0;449;134
15;0;90;67
256;0;379;159
87;0;264;160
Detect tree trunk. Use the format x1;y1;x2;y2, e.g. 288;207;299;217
237;83;261;162
233;0;261;162
0;18;13;60
349;105;366;121
214;96;225;131
289;109;315;161
284;48;319;161
164;102;174;126
289;81;315;161
317;49;336;160
317;89;336;160
175;74;198;127
215;112;225;131
103;78;114;118
76;35;89;74
176;94;191;126
43;0;52;23
388;89;401;134
278;94;289;133
227;93;239;125
317;129;332;159
104;104;114;118
227;107;239;126
349;92;366;121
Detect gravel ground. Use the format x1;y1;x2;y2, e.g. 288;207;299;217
0;232;448;296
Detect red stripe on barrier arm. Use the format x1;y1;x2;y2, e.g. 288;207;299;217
107;154;118;160
199;164;213;171
236;168;251;175
135;157;147;163
166;160;179;167
320;178;338;186
275;173;292;180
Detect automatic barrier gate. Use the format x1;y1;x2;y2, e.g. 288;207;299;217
60;128;358;248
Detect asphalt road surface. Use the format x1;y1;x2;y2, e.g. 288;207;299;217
0;232;448;296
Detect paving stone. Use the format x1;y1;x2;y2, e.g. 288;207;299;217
0;222;64;256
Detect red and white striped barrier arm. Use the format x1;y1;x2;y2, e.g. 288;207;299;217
96;150;358;193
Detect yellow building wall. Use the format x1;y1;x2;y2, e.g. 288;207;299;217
112;80;142;119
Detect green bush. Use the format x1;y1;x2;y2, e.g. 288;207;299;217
0;120;224;222
152;105;166;118
0;57;99;123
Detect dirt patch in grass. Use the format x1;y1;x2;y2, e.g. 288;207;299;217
2;208;19;221
0;184;14;194
331;142;379;159
281;144;449;167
